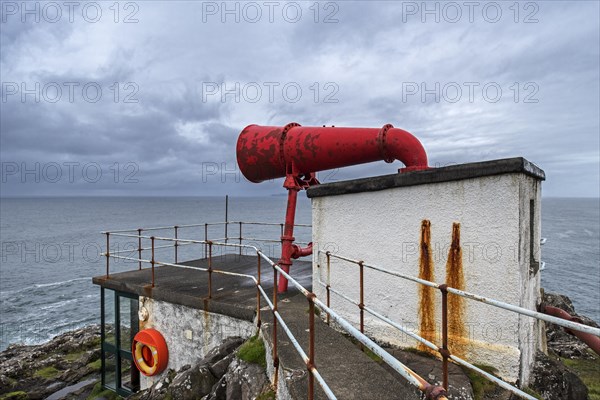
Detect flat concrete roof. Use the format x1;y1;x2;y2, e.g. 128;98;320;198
307;157;545;198
92;254;312;322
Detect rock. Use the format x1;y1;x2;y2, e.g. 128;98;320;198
132;337;255;400
206;375;227;400
201;337;245;366
530;351;589;400
0;325;102;399
168;365;218;399
223;358;269;400
209;353;235;380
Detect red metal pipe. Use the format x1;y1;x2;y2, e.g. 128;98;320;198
236;123;429;183
291;242;313;259
541;305;600;356
238;123;429;292
278;187;299;292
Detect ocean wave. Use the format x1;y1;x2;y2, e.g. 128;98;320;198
0;277;91;298
39;298;79;311
34;277;90;288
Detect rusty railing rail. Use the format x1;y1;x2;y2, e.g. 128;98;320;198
102;232;447;400
317;249;600;400
102;221;311;262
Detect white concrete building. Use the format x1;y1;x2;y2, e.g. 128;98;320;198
308;157;546;384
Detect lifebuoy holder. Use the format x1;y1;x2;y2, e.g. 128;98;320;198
132;328;168;376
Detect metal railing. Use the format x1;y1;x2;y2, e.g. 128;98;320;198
317;250;600;400
101;226;448;400
102;220;311;268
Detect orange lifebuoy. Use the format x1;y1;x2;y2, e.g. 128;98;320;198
132;329;168;376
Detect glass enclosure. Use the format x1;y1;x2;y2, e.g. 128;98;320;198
101;288;140;395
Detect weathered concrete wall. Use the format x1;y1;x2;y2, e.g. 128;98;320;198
138;297;255;389
310;162;544;384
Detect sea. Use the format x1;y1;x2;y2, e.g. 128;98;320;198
0;197;598;351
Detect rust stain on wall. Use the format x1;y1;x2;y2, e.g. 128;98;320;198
418;220;436;353
446;222;467;358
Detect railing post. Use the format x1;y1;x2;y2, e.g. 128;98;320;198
256;253;261;328
239;222;243;255
326;251;331;325
272;265;279;382
439;284;449;391
208;241;213;299
307;293;316;400
151;236;155;288
105;232;110;278
137;229;142;270
204;223;208;258
358;261;365;335
174;226;179;264
224;195;229;244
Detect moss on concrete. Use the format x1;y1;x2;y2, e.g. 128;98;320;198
562;351;600;400
363;347;383;363
402;346;437;359
237;335;266;368
33;366;60;380
461;364;498;400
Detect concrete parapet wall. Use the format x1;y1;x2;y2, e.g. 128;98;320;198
139;297;255;389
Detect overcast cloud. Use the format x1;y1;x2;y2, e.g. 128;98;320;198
0;1;598;197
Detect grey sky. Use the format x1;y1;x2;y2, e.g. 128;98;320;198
1;1;598;197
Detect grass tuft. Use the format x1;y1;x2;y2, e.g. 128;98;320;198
561;351;600;400
237;335;267;369
85;382;122;400
0;391;29;400
87;359;102;371
64;350;86;362
34;366;60;380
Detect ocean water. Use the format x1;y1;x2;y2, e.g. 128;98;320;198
0;197;598;350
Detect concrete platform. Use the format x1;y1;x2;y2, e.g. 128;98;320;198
93;254;312;321
93;255;422;399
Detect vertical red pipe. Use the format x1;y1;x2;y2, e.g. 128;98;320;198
277;187;299;292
